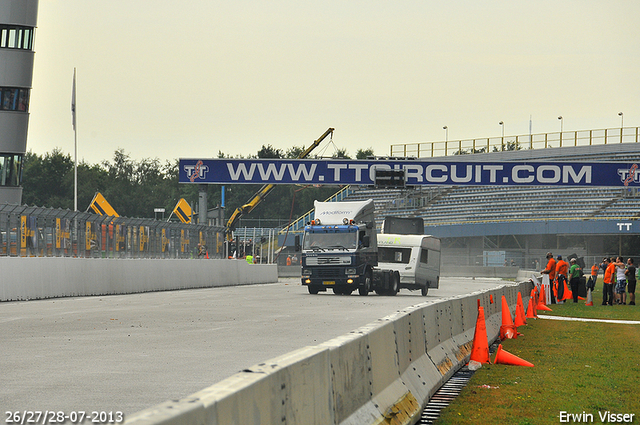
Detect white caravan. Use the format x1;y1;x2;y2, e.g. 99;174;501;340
376;234;441;296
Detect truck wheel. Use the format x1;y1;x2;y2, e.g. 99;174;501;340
359;272;371;296
308;286;320;295
421;285;429;296
388;271;399;296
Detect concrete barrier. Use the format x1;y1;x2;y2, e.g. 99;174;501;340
125;280;533;425
0;258;278;301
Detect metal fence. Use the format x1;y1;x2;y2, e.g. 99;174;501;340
390;126;640;158
0;204;226;259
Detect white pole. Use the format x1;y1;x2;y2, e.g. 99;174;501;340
72;68;78;211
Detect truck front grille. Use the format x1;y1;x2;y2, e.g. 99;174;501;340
317;268;342;278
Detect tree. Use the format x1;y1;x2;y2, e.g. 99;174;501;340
257;144;283;159
493;140;522;152
22;149;74;208
285;146;305;159
356;147;374;159
332;148;350;159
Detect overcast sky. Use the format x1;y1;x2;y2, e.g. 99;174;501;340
27;0;639;165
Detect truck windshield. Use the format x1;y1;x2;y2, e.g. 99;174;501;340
303;231;357;251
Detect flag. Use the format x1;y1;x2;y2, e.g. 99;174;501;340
71;68;76;131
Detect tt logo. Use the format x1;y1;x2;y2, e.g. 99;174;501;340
184;160;209;182
616;222;632;231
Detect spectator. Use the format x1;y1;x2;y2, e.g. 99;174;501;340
569;258;582;303
600;258;608;274
603;258;615;306
626;258;636;306
292;253;298;265
555;255;569;303
286;255;292;266
587;263;599;294
614;256;627;305
541;252;557;303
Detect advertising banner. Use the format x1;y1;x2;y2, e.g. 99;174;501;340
179;158;640;187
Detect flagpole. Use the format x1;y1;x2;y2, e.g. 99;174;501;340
72;68;77;211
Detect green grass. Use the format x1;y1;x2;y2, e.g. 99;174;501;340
434;282;640;425
536;278;640;321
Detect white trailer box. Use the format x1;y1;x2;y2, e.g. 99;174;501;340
377;234;440;296
313;199;374;226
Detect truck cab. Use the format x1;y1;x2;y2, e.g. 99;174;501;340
301;200;378;295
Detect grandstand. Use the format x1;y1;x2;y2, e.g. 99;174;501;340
282;141;640;270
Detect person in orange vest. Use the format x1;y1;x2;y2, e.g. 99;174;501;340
286;255;292;266
541;252;557;303
603;257;616;306
555;255;569;303
587;263;599;294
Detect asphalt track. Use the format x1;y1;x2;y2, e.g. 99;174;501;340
1;277;511;419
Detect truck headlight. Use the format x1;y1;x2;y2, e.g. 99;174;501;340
345;268;356;275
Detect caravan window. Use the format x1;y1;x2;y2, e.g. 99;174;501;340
420;249;428;265
379;247;411;264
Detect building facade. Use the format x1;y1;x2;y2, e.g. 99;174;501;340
0;0;38;204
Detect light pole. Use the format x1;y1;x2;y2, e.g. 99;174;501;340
558;116;563;147
499;121;504;138
443;126;448;142
619;112;624;142
558;116;563;133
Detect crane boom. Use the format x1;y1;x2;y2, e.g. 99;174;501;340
225;127;334;241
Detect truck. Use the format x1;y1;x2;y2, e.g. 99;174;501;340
376;234;441;296
301;199;401;296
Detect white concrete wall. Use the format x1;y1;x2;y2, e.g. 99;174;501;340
125;280;532;425
0;258;277;301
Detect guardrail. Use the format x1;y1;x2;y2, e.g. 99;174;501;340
0;204;224;259
390;126;640;158
125;280;533;425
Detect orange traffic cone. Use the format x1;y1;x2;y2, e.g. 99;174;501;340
585;288;594;306
500;296;517;340
537;302;553;312
526;296;536;319
539;284;547;306
514;292;527;327
469;306;490;364
561;279;572;302
493;344;534;367
537;284;552;311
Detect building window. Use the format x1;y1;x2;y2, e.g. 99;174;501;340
0;26;34;50
0;88;30;112
0;154;23;187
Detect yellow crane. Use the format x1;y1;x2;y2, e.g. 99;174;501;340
225;127;334;242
